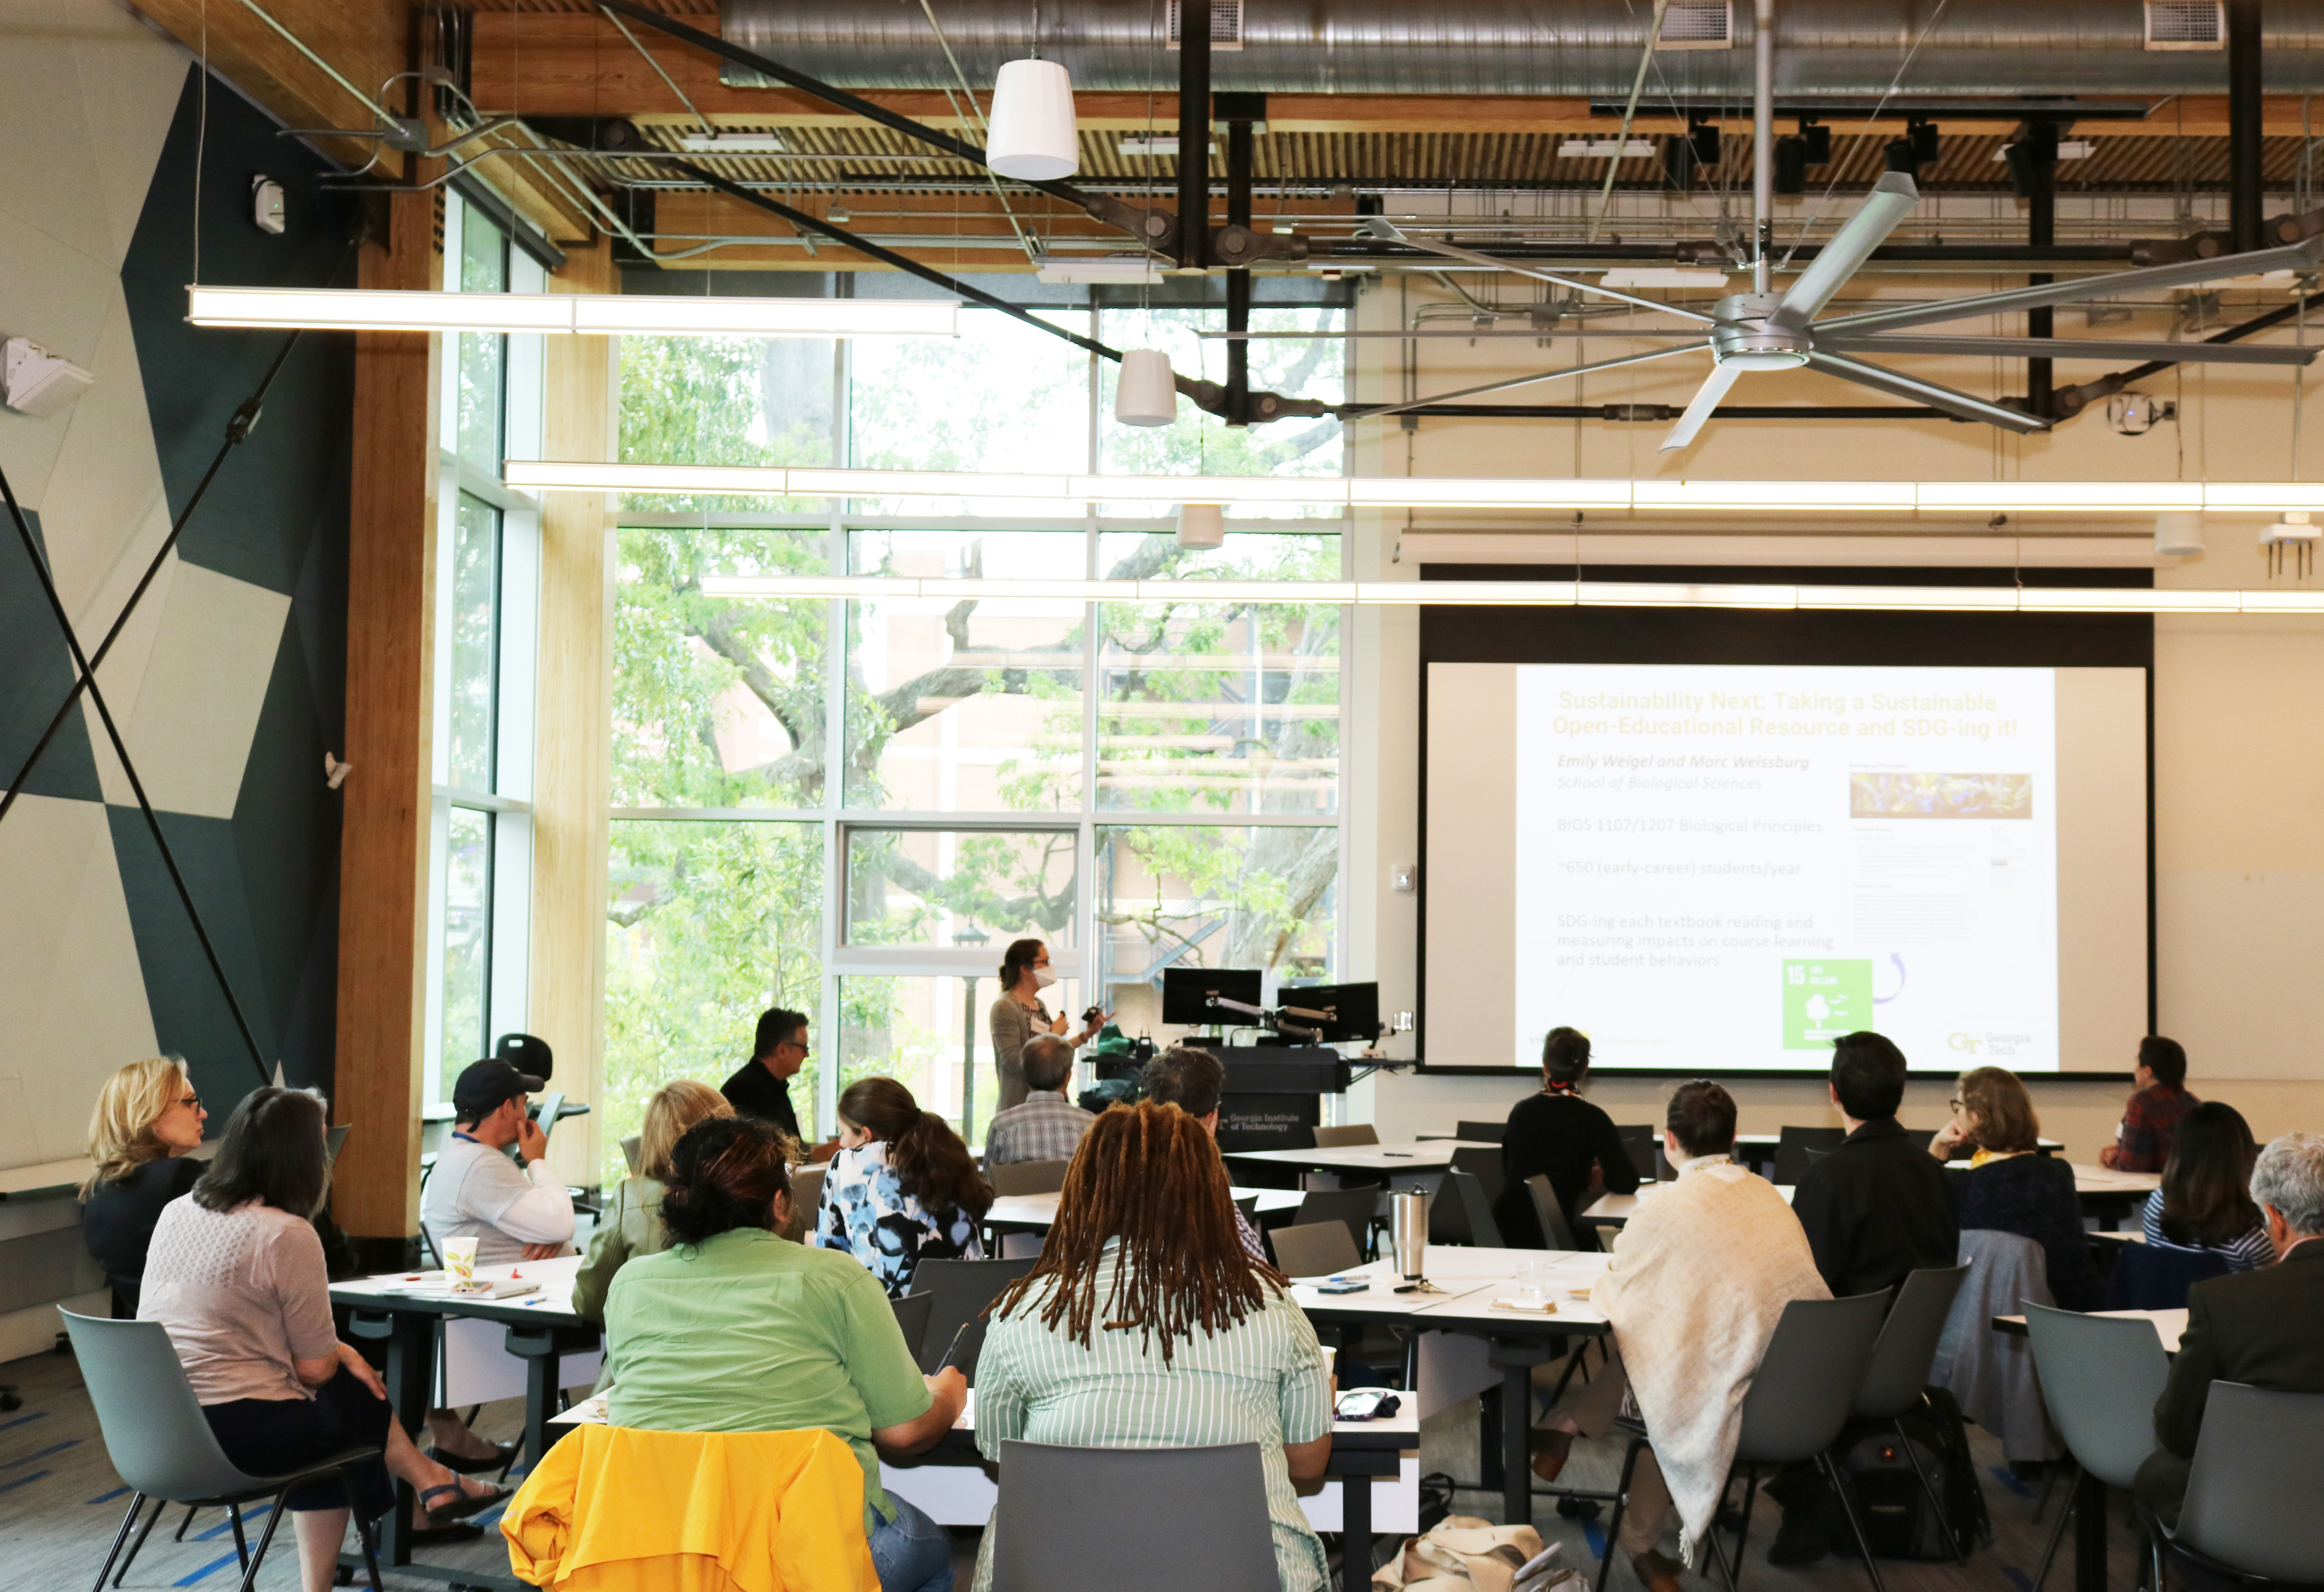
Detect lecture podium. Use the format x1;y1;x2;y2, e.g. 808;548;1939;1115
1095;1043;1353;1152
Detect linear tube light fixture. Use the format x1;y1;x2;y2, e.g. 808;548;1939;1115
502;460;2324;519
694;575;2324;614
186;287;960;339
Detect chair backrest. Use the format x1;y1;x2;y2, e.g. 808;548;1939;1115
1613;1124;1657;1180
529;1091;567;1148
2102;1240;2231;1310
989;1159;1071;1196
781;1164;826;1244
889;1290;937;1362
1773;1125;1846;1187
1233;1194;1258;1219
1311;1123;1380;1149
1270;1220;1363;1278
2022;1302;2172;1491
1525;1173;1581;1251
1293;1187;1378;1254
1450;1145;1504;1207
1732;1290;1893;1464
1456;1120;1507;1146
61;1312;266;1503
1428;1168;1505;1247
2176;1382;2324;1583
906;1256;1038;1378
994;1441;1278;1592
618;1136;641;1175
1853;1264;1971;1419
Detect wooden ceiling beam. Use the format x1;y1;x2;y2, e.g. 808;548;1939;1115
130;0;414;173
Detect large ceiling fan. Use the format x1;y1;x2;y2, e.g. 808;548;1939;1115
1359;0;2324;454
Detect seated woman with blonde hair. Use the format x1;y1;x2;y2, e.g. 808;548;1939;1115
80;1057;208;1316
971;1103;1334;1592
1930;1064;2101;1310
571;1079;734;1321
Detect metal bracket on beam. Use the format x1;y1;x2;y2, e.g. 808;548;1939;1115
1213;224;1308;267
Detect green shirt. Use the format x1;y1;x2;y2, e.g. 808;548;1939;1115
569;1175;670;1323
969;1247;1333;1592
601;1226;933;1533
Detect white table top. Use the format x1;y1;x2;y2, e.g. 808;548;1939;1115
1225;1139;1501;1172
986;1187;1305;1227
1288;1246;1612;1330
1996;1307;2185;1355
1583;1161;2155;1227
338;1255;586;1318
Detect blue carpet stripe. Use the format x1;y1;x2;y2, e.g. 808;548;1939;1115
196;1505;273;1541
88;1485;131;1505
2;1437;78;1468
0;1469;52;1493
0;1410;48;1434
172;1548;246;1586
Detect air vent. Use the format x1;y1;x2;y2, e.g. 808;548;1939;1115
1658;0;1733;50
2145;0;2224;49
1166;0;1243;50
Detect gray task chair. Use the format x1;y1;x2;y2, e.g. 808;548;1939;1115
1311;1123;1381;1149
1455;1120;1507;1146
1599;1290;1895;1592
994;1441;1278;1592
1269;1220;1364;1279
2154;1382;2324;1591
2021;1304;2175;1592
1428;1167;1505;1248
889;1290;938;1363
1845;1264;1974;1561
906;1255;1038;1379
63;1312;385;1592
988;1158;1071;1196
1293;1187;1380;1258
1526;1174;1583;1252
1451;1145;1505;1207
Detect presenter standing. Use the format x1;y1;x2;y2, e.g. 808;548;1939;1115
988;938;1108;1114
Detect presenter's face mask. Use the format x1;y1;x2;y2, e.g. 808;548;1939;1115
1033;964;1058;989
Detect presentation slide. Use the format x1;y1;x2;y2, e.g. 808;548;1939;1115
1425;662;2148;1074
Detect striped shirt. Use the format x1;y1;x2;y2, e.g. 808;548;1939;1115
2141;1187;2275;1271
969;1245;1333;1592
981;1092;1095;1167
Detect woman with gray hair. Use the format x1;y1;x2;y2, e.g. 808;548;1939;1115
2135;1130;2324;1528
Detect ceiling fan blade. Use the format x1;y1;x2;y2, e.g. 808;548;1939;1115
1357;219;1720;326
1350;342;1712;419
1772;172;1919;329
1813;235;2324;337
1804;351;2048;433
1816;334;2320;366
1658;362;1745;453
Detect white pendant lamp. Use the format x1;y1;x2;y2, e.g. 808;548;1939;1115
1175;503;1226;549
1115;349;1177;426
2154;512;2208;559
988;58;1079;180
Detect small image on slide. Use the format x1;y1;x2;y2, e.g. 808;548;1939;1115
1783;959;1872;1048
1847;772;2034;820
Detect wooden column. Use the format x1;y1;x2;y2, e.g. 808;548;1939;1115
531;237;618;1191
334;187;441;1257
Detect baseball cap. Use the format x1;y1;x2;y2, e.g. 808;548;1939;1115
452;1058;542;1122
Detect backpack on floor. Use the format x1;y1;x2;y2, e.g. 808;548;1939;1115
1369;1519;1571;1592
1837;1388;1992;1561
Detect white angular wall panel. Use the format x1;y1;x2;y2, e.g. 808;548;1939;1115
119;562;290;818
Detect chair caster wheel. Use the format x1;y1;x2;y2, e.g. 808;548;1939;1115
1557;1497;1601;1521
333;1567;356;1586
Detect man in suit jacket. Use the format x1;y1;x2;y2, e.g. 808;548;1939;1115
2136;1130;2324;1527
1771;1031;1959;1565
1790;1032;1960;1299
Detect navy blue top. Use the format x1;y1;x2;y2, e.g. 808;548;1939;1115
1953;1152;2102;1312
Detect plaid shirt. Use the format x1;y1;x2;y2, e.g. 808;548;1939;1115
2116;1083;2199;1173
983;1092;1095;1168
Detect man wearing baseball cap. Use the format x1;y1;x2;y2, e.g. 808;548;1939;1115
420;1058;575;1268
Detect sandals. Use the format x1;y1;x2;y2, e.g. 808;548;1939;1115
425;1440;517;1474
418;1480;510;1524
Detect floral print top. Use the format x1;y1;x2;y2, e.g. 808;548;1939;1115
812;1140;983;1295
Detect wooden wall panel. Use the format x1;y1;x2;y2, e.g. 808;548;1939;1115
333;187;440;1248
531;238;618;1191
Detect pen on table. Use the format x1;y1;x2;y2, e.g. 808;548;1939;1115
1382;1152;1413;1158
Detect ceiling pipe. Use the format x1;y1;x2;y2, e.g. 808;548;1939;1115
718;0;2324;95
2230;0;2266;253
1177;0;1210;271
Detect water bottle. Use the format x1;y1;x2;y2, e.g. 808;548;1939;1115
1390;1188;1428;1281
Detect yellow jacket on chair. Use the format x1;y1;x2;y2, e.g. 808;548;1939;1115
501;1425;883;1592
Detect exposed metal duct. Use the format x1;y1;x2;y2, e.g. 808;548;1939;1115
720;0;2324;96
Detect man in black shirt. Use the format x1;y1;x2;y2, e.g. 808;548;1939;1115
1492;1026;1640;1250
1772;1029;1959;1564
721;1007;812;1145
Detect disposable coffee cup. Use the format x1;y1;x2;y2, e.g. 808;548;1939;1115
443;1237;479;1284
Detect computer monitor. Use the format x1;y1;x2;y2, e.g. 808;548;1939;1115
1161;966;1264;1026
1278;981;1380;1044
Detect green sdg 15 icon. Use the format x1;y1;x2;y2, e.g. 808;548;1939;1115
1782;959;1874;1049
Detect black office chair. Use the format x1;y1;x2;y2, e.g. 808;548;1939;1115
1293;1187;1380;1259
1427;1168;1504;1247
905;1257;1038;1380
2103;1242;2231;1310
1525;1174;1583;1252
1449;1145;1504;1208
889;1291;938;1363
1613;1124;1658;1181
1455;1120;1507;1146
1774;1125;1846;1186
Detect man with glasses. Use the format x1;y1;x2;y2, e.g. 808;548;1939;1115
722;1008;838;1162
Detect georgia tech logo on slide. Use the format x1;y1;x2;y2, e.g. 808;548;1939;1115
1948;1033;1983;1054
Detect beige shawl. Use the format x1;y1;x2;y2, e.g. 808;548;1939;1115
1595;1157;1830;1562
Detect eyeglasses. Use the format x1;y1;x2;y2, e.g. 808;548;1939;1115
1948;1099;1965;1113
177;1093;202;1111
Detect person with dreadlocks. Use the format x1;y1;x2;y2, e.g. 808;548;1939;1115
967;1102;1334;1592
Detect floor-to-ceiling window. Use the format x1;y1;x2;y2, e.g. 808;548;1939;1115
424;191;544;1108
602;282;1347;1181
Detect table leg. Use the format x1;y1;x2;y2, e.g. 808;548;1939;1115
363;1311;434;1568
2073;1462;2107;1592
1501;1360;1531;1528
1341;1471;1373;1592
